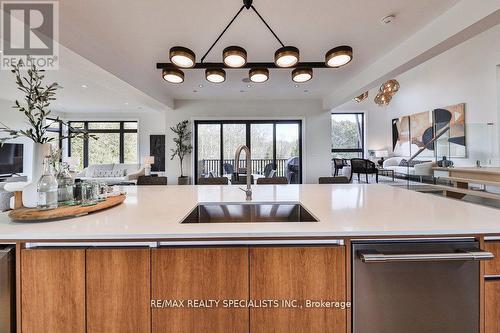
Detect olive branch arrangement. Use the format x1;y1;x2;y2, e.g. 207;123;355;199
0;61;95;146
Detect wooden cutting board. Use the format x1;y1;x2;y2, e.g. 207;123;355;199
9;194;126;222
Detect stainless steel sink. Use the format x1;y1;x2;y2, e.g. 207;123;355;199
180;203;319;223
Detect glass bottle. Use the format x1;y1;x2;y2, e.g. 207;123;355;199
37;157;58;210
56;162;75;204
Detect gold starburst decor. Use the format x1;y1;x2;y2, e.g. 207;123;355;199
374;79;400;106
354;91;368;103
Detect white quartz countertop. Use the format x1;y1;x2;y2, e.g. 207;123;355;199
0;184;499;241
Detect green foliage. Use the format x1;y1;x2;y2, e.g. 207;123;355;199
0;61;96;145
170;120;193;177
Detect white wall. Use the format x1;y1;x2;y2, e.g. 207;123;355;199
166;99;330;184
336;24;500;166
59;110;167;165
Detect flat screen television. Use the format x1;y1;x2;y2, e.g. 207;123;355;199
0;143;24;176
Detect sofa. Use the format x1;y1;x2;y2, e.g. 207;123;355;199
76;163;145;184
383;157;436;177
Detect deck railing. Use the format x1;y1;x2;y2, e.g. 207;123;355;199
199;158;289;177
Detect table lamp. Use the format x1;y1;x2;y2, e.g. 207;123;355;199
374;150;389;166
144;156;155;176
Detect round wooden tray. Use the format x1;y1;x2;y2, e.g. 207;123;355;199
9;194;126;222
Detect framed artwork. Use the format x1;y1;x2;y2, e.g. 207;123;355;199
391;103;466;158
150;135;165;172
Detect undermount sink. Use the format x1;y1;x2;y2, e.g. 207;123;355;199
180;202;319;223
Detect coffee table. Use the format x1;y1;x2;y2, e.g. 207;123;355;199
377;168;395;181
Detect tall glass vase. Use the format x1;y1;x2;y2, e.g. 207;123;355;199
22;143;51;208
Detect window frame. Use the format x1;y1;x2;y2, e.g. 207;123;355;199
331;112;365;158
45;117;63;150
194;119;303;184
68;121;138;168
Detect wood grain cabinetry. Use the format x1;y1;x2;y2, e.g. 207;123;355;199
485;280;500;333
21;249;86;333
250;246;346;333
86;248;151;333
484;241;500;275
151;247;249;333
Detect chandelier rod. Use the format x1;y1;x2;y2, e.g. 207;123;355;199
200;0;286;63
250;5;285;48
200;5;245;63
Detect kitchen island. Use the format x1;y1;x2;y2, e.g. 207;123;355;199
1;184;499;333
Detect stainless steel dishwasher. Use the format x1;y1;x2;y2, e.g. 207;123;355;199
352;238;494;333
0;245;15;333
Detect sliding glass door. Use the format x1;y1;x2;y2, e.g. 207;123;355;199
194;120;302;184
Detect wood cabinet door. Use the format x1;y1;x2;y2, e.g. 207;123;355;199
250;246;347;333
86;248;151;333
485;280;500;333
484;241;500;275
152;247;249;333
21;249;86;333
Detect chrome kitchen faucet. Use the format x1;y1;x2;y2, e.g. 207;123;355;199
234;145;252;200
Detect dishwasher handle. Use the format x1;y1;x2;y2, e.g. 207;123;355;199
359;248;494;263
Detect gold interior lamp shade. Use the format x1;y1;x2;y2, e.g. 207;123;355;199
325;46;353;68
206;68;226;83
223;46;247;68
169;46;196;68
292;68;313;83
374;92;392;106
274;46;300;68
249;68;269;83
380;79;400;94
162;68;184;84
354;91;368;103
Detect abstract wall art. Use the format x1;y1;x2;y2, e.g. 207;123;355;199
391;103;466;158
150;135;166;172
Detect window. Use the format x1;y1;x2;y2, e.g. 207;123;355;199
331;113;364;159
194;120;302;184
68;121;138;170
45;117;62;151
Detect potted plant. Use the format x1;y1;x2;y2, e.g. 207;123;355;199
0;61;94;207
170;120;192;185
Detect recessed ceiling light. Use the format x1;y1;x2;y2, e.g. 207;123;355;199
247;84;251;88
223;46;247;68
162;68;184;83
294;84;299;88
169;46;196;68
198;84;204;88
325;46;353;68
249;68;269;83
81;84;88;88
124;102;129;105
274;46;299;68
292;68;313;83
206;68;226;83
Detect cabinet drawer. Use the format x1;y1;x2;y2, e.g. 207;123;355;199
484;241;500;276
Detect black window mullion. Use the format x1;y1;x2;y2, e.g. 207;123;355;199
83;122;89;168
219;124;223;177
272;123;277;170
119;122;125;164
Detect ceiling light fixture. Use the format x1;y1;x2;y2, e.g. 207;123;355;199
354;91;368;103
162;68;184;84
157;0;353;84
292;68;313;83
223;46;247;68
205;68;226;83
249;68;269;83
169;46;196;68
275;46;299;68
325;46;353;68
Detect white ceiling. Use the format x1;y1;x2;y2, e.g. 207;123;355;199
57;0;459;104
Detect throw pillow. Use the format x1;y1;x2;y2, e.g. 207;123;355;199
398;159;408;167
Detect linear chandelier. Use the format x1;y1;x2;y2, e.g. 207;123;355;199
157;0;353;84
